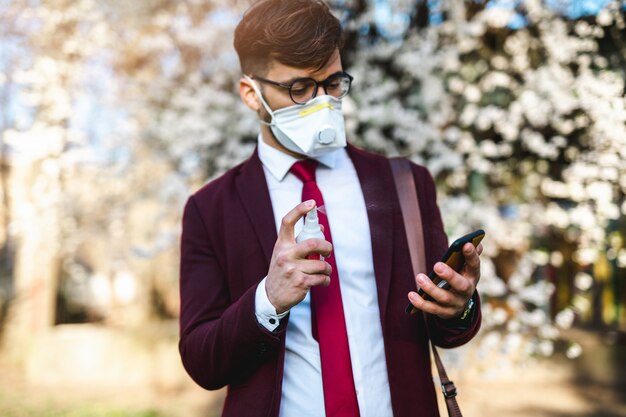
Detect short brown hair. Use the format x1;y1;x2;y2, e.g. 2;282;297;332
234;0;344;76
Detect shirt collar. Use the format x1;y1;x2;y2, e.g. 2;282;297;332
257;133;340;182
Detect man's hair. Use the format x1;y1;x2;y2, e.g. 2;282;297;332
234;0;344;76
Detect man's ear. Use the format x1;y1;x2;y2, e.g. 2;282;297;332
239;77;261;112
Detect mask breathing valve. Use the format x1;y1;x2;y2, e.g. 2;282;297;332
317;125;336;145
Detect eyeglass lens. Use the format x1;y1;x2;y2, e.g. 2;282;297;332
290;73;351;104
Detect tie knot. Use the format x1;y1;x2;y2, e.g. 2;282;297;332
290;159;318;183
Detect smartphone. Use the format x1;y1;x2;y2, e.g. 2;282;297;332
405;229;485;315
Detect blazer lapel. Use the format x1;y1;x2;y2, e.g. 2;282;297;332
235;147;277;265
347;144;394;325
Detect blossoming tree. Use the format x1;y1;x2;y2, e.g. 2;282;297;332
1;0;624;371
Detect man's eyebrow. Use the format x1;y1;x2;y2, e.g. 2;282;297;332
280;71;344;85
279;76;303;85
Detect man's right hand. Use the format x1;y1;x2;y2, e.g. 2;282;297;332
265;199;333;314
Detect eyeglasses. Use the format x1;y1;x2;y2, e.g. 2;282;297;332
251;71;354;105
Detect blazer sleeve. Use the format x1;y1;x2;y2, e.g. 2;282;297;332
178;195;287;390
411;164;482;349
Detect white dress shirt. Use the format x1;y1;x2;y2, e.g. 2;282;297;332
254;135;393;417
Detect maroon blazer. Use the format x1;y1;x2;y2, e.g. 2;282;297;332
179;144;481;417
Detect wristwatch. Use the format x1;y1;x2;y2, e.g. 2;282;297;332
459;297;475;320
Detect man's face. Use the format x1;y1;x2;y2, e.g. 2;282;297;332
239;49;344;156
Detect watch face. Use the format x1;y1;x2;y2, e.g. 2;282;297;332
460;298;474;320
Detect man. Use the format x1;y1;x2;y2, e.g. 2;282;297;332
179;1;482;416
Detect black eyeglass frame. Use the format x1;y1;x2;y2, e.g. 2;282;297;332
251;71;354;105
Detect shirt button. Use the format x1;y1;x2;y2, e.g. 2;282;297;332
269;318;276;325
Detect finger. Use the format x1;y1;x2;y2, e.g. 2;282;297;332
431;261;475;298
415;273;464;309
305;273;331;288
434;243;480;290
293;238;332;259
462;242;481;282
300;259;332;276
278;200;316;241
476;242;483;256
407;291;459;318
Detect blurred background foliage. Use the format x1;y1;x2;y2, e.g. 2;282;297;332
0;0;625;416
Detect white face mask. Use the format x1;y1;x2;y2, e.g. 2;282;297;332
246;76;347;157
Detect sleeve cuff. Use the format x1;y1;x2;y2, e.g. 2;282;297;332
255;277;289;332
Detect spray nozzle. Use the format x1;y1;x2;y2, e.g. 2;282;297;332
296;206;325;259
303;207;320;233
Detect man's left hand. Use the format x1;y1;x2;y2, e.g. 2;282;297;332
407;242;483;320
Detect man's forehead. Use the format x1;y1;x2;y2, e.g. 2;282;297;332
266;50;342;81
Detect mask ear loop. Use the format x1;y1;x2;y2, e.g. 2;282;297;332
244;75;276;127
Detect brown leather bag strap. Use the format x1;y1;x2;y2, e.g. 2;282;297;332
389;157;427;282
389;157;462;417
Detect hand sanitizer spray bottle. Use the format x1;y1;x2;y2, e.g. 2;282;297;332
296;206;325;260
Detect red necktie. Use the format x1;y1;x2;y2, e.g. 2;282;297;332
290;159;360;417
